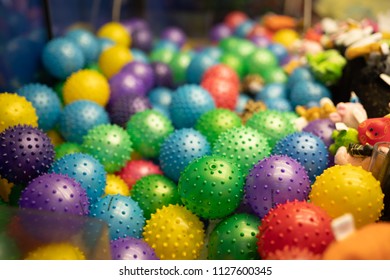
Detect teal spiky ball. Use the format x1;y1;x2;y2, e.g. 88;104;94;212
126;110;174;158
195;109;242;145
54;142;83;160
212;126;271;176
178;155;245;219
208;213;261;260
131;174;181;219
246;110;296;148
82;124;132;173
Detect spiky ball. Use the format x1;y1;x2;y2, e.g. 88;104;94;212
104;174;130;196
90;195;145;240
42;38;85;79
19;173;89;216
50;153;107;203
245;155;311;218
310;165;384;228
208;213;261;260
17;83;62;131
178;155;245;219
117;159;162;190
59;100;110;143
0;93;38;133
195;109;242;145
107;94;150;128
54;142;83;160
110;237;159;260
213;126;271;176
159;128;211;182
272;131;328;182
131;174;181;219
126;110;174;158
303;118;335;147
143;204;205;260
246;110;296;148
82;124;133;173
63;69;110;106
266;246;322;260
169;84;216;128
25;243;85;260
257;200;334;259
0;125;54;184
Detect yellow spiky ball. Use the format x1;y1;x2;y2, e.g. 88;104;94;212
104;174;130;196
309;164;384;228
25;243;85;260
0;93;38;133
143;204;205;260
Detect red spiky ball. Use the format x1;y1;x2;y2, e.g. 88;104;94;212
201;78;239;110
257;200;334;259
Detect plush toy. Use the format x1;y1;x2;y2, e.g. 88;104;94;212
323;222;390;259
240;99;267;124
307;49;347;85
329;128;359;155
329;100;368;129
358;117;390;145
296;97;337;122
334;146;372;171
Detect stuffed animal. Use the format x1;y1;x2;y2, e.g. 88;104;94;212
334;146;372;171
329;128;359;155
329;100;368;129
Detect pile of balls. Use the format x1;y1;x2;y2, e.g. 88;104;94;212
0;10;388;260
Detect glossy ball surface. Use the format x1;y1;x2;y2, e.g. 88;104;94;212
19;173;89;215
126;110;174;158
121;61;155;92
143;204;204;260
0;93;38;133
272;132;328;182
66;28;99;64
178;155;245;219
208;213;261;260
104;174;129;196
109;71;147;106
195;109;242;146
110;237;159;260
257;200;334;259
82;124;133;173
290;80;331;108
59;100;109;143
245;155;311;218
17;84;61;131
117;159;162;190
54;142;83;160
310;165;384;228
0;125;54;184
90;195;145;240
151;62;174;88
170;85;215;128
63;69;110;106
107;94;150;128
98;45;132;78
213;126;271;176
50;153;107;203
25;243;85;260
159;128;211;182
131;174;181;219
186;52;218;84
303;119;335;147
42;38;85;79
97;22;130;47
246;110;296;148
201;77;239;110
